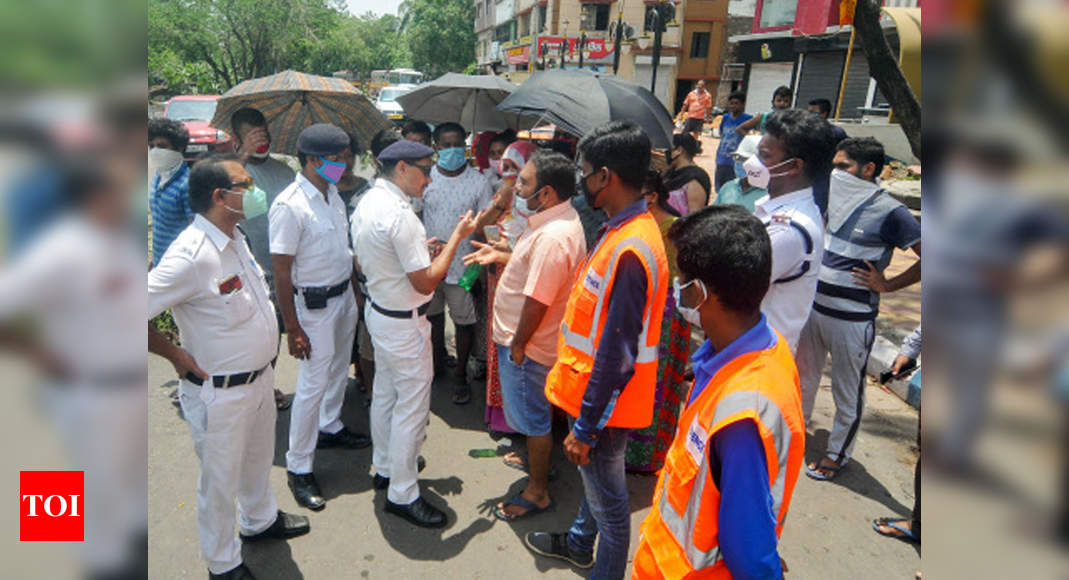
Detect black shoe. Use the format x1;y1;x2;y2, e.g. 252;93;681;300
524;532;594;569
287;471;326;511
239;510;310;541
385;497;447;528
373;456;426;490
209;563;256;580
317;427;371;449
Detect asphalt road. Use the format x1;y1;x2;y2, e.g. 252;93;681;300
148;331;920;579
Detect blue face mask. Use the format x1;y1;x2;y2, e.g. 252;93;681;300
436;147;467;172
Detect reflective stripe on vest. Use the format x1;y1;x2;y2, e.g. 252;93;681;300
654;389;795;571
559;234;662;364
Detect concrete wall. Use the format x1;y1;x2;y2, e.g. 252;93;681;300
839;121;918;164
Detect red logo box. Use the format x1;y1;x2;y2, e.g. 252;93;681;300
20;471;84;541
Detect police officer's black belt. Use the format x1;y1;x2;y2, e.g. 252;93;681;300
371;300;432;319
185;357;277;388
293;279;350;299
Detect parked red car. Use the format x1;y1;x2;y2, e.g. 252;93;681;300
163;95;233;160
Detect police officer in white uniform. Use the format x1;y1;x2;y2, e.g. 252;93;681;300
149;155;310;580
742;109;833;352
352;140;480;527
269;124;370;511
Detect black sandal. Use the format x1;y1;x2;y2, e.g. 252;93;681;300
452;384;471;405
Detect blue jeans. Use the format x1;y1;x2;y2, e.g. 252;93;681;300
566;419;631;580
496;344;552;436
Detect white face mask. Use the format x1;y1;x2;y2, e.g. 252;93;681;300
827;168;880;233
149;147;183;175
673;277;706;326
512;186;543;218
741;155;795;189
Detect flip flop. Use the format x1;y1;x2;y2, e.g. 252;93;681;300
805;460;842;481
872;518;919;543
492;493;553;522
453;384;472;405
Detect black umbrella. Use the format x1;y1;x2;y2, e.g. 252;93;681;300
496;69;674;149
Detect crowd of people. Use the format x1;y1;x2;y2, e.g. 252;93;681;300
147;87;921;578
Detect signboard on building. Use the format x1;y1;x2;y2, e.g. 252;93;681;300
506;45;531;65
535;36;614;61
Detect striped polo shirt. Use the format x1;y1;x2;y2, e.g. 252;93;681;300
813;192;920;321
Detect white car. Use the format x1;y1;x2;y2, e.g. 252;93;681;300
375;84;417;125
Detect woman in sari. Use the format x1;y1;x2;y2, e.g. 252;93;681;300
662;132;712;215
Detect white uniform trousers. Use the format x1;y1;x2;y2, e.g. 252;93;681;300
46;382;147;575
365;304;434;505
179;367;279;575
286;287;358;474
796;309;876;465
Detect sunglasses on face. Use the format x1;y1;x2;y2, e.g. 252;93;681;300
408;162;434;176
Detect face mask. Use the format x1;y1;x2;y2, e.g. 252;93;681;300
577;167;605;208
674;277;706;326
489;158;503;176
741;155;796;189
513;186;543;218
250;145;270;160
827;168;880;233
222;186;269;220
437;147;467;171
149;147;183;175
502;169;518;180
315;156;347;184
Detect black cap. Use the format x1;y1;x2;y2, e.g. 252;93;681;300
297;123;350;156
377;139;435;163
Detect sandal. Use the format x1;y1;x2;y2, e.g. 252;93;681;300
492;493;553;522
805;459;843;481
452;384;472;405
872;517;919;543
275;389;291;411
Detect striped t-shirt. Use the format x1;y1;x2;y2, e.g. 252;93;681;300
813;192;920;321
150;163;194;266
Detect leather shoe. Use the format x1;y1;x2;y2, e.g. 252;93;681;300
239;510;310;541
385;496;447;528
287;471;326;511
209;563;257;579
317;427;371;449
372;456;426;490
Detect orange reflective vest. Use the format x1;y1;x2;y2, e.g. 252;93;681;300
544;210;669;429
633;332;805;579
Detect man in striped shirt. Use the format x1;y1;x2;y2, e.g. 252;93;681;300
796;137;921;480
149;118;194;266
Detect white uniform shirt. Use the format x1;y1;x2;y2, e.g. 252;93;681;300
754;187;824;352
351;178;433;311
420;165;493;283
149;215;279;374
268;173;353;288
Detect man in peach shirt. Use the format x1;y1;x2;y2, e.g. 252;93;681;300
463;149;587;521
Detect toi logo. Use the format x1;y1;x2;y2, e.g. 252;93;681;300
20;471;84;541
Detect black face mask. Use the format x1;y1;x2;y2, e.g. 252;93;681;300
577;168;605;208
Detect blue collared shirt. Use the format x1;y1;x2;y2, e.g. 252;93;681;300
689;314;777;405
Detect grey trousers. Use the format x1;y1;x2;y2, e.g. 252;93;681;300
796;309;876;464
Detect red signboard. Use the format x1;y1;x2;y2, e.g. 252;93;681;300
535;36;614;60
506;45;531;65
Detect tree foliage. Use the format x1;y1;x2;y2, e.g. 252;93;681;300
148;0;445;95
403;0;477;77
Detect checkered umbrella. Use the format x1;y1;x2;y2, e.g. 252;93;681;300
211;70;392;155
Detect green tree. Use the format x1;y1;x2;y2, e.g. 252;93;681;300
403;0;476;77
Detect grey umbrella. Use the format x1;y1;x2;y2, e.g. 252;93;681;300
396;73;520;132
496;69;674;149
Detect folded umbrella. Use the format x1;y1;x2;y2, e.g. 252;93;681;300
496;69;674;149
211;70;392;155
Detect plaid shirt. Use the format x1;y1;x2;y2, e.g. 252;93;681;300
150;162;194;266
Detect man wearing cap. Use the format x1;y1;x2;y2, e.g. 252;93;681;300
352;140;480;527
270;123;370;511
150;155;310;580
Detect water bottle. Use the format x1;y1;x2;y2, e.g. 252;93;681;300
457;263;483;291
